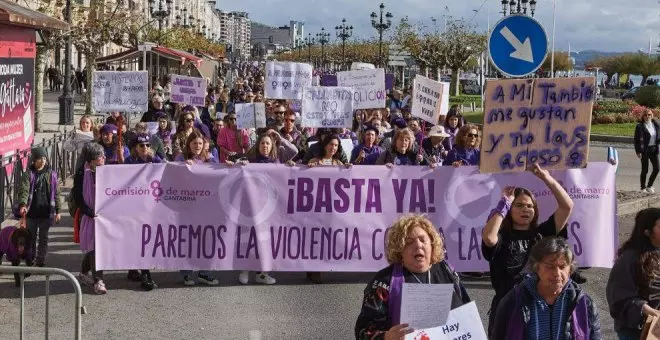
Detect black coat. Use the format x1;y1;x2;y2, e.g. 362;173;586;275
634;119;660;155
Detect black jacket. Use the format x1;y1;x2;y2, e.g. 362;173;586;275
73;167;95;218
634;119;660;155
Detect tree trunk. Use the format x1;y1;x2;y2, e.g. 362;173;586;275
34;46;49;132
641;75;649;86
85;54;95;115
451;68;460;96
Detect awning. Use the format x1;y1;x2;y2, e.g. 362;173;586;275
0;0;68;30
96;45;203;68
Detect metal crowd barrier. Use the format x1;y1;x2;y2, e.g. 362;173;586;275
0;266;85;340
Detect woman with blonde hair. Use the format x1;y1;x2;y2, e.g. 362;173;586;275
355;215;471;340
375;128;424;167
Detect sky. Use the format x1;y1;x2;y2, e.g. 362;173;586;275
218;0;660;53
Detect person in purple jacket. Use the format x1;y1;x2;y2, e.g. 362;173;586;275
444;124;480;167
0;226;34;286
351;125;383;165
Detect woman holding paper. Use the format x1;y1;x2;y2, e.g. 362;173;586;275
607;208;660;340
491;237;601;340
355;215;471;340
481;163;573;337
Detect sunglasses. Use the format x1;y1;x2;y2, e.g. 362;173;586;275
138;143;151;148
467;133;478;138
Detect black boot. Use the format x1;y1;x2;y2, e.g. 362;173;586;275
140;271;156;291
127;270;141;282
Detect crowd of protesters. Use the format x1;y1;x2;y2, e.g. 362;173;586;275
2;62;651;340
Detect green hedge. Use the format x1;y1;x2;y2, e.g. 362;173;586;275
449;95;482;106
635;86;660;108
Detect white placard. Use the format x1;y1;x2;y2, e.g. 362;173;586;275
411;75;445;124
308;138;354;164
301;86;354;128
170;74;207;106
235;103;267;129
92;71;149;112
146;122;159;136
337;68;386;109
405;302;487;340
264;61;313;99
441;82;450;116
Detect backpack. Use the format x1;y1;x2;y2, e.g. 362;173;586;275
506;284;591;340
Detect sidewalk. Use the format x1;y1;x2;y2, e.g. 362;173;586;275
33;90;88;143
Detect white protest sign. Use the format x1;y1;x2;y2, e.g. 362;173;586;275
441;82;450;116
235;103;267;129
302;86;354;128
405;302;487;340
400;283;454;330
265;61;313;99
308;138;354;164
411;75;445;124
92;71;149;112
170;74;206;106
337;68;386;109
146;122;159;136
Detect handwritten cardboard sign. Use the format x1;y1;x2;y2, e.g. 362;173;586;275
92;71;148;112
170;74;206;106
405;302;487;340
265;61;313;100
481;76;595;173
336;68;386;109
411;75;445;124
302;86;354;128
235;103;267;129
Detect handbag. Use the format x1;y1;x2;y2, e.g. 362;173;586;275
641;315;660;340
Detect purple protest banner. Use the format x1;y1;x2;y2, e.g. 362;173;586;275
170;74;206;106
321;74;394;90
95;163;617;272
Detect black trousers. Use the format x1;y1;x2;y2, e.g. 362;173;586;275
640;148;659;189
81;250;103;282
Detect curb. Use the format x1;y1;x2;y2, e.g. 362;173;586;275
590;134;633;144
618;194;660;216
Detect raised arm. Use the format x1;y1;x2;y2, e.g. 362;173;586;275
482;186;514;247
530;163;574;233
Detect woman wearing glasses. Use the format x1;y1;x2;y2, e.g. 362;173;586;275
172;110;199;160
123;134;161;290
481;163;574;337
444;124;481;167
634;109;660;193
217;112;250;163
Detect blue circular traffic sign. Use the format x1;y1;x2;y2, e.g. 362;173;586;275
488;15;548;78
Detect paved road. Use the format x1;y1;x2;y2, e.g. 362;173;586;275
0;93;639;339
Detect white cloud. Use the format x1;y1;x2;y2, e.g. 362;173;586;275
220;0;660;52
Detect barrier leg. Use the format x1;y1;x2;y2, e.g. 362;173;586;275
45;274;50;339
20;273;24;340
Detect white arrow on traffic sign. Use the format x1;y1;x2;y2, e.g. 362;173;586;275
499;26;534;63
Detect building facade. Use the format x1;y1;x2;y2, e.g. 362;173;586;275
250;20;304;59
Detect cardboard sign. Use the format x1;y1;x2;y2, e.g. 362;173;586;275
265;61;313;100
480;77;595;173
92;71;149;112
301;86;354;128
411;75;445;124
235;103;267;129
337;68;387;109
405;302;487;340
170;74;206;106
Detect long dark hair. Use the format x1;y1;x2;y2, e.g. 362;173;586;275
501;187;540;232
183;130;210;162
319;134;344;160
618;208;660;257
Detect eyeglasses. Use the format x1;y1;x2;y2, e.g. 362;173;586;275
138;143;151;148
467;133;478;138
513;203;534;209
286;119;296;123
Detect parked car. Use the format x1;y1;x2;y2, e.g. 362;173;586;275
622;87;639;100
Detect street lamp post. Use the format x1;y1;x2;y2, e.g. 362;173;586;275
316;28;330;69
296;37;304;60
148;0;173;34
58;0;73;125
305;33;315;63
501;0;536;17
371;3;393;68
335;18;353;70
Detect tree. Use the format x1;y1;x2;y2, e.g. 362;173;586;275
393;18;446;76
439;19;487;96
585;55;628;85
624;54;660;85
539;52;572;74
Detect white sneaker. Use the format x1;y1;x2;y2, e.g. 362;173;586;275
648;187;656;194
642;188;649;193
78;273;94;287
255;272;276;285
238;271;249;285
93;280;107;295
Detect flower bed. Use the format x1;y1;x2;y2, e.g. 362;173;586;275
592;101;660;124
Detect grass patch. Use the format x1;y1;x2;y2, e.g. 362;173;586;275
591;123;636;136
463;111;483;124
